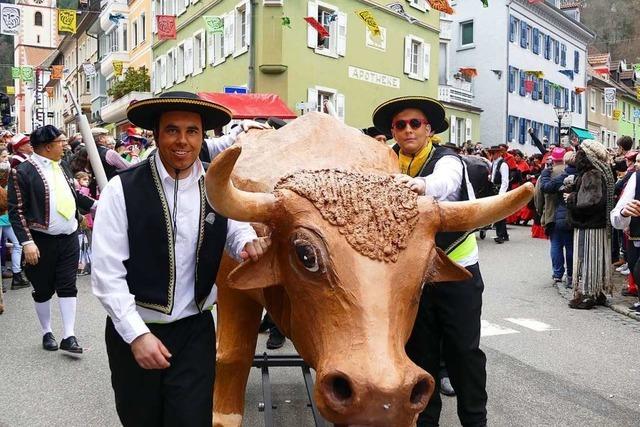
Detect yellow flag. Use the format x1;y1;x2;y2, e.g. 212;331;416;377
58;9;76;34
6;86;14;95
613;109;622;121
113;60;123;76
355;10;380;37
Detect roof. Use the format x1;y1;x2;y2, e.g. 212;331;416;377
588;53;610;67
621;70;635;80
559;1;581;9
610;60;621;71
197;93;297;120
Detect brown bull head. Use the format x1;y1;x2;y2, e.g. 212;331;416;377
206;145;533;426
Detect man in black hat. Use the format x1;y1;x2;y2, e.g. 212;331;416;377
372;96;487;427
91;92;270;426
487;145;510;243
362;126;390;143
8;125;96;353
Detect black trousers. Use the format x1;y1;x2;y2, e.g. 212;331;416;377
406;263;487;427
105;312;216;427
25;230;79;303
495;219;508;239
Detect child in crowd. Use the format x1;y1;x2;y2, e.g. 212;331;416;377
75;171;93;276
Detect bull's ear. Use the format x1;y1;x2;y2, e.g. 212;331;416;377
429;247;472;282
228;248;281;290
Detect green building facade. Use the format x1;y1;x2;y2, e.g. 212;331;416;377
151;0;441;129
617;94;640;145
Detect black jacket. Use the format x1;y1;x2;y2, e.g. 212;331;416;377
8;157;95;244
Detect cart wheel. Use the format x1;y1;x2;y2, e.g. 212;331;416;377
479;230;486;240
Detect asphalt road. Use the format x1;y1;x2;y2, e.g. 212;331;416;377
0;225;639;426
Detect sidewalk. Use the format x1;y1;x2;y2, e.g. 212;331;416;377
553;268;640;321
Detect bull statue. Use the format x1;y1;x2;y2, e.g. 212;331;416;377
206;112;533;427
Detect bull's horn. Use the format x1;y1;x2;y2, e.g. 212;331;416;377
433;183;534;232
205;144;277;223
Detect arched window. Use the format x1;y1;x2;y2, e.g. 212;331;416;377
35;12;42;26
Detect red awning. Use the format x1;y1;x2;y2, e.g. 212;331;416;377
197;93;297;120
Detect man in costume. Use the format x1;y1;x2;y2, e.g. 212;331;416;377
487;145;510;243
91;92;270;426
8;125;95;353
9;133;33;169
372;96;487;427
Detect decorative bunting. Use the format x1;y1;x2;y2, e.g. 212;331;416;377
574;87;586;94
612;109;622;121
113;61;124;77
281;16;291;28
428;0;454;14
20;66;33;82
524;80;534;94
0;4;21;36
58;9;76;34
459;67;478;78
6;86;14;95
51;65;64;80
604;88;616;104
304;17;329;38
636;86;640;101
11;67;20;79
156;15;176;40
355;10;381;37
480;0;489;7
558;69;574;80
525;70;544;79
82;63;96;76
203;16;223;34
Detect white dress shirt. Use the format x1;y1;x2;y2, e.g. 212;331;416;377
30;153;78;236
491;158;510;195
205;125;243;159
91;153;257;344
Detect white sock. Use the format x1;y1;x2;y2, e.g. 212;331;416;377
58;297;77;339
34;300;52;335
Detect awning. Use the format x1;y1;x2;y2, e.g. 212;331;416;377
570;127;595;141
197;93;297;120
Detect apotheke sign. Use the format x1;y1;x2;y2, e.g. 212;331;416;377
348;66;400;89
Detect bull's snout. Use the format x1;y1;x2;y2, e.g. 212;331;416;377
316;366;433;426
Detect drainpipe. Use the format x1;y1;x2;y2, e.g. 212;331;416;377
248;0;257;92
505;0;512;146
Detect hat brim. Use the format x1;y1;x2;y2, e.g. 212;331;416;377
127;98;232;131
372;96;449;135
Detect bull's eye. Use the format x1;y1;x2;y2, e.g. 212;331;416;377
294;240;320;272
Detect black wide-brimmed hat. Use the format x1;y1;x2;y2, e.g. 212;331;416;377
127;91;232;131
372;96;449;135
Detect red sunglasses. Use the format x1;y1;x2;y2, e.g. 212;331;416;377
391;118;429;131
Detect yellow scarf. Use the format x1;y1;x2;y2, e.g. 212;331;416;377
398;140;433;177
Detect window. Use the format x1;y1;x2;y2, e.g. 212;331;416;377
532;28;540;54
166;49;175;88
560;44;566;67
141;13;146;42
519;118;526;144
600;94;605;116
553;40;559;64
532;78;539;100
35;11;42;26
508;66;516;93
571;92;575;112
154;57;162;94
308;86;345;121
123;26;128;51
404;35;430;81
209;16;225;66
520;21;528;48
176;43;185;82
460;20;473;47
184;37;193;76
132;21;138;47
233;1;250;57
193;31;205;74
509;16;518;43
307;1;346;58
554;86;561;107
508;115;517;142
589;89;596;112
606;101;613;117
574;50;580;74
407;0;428;11
519;70;525;96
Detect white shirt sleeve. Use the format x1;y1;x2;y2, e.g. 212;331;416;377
206;126;243;161
499;162;509;195
611;172;635;230
225;219;258;262
91;176;150;344
418;155;463;201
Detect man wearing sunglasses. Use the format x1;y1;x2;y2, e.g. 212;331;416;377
372;96;487;427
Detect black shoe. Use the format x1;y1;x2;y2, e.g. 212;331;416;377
494;237;505;244
595;293;607;306
622;289;639;297
502;235;510;242
258;314;275;333
440;377;456;396
266;327;286;350
59;336;83;354
2;270;12;279
568;297;595;310
42;332;58;351
10;271;30;290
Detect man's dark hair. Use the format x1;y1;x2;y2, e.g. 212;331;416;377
30;125;61;147
617;136;633;151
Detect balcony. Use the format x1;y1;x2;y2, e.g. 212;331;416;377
101;91;152;124
100;0;128;32
438;84;474;106
100;51;129;77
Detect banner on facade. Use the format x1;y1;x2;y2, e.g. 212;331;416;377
20;66;33;82
51;65;64;79
0;4;21;36
58;9;76;34
525;70;544;78
156;15;176;40
612;109;622;121
6;86;14;95
604;88;616;105
355;10;381;37
636;86;640;101
82;63;96;76
113;61;124;77
427;0;454;14
304;17;329;38
203;16;223;34
524;80;534;94
11;67;20;79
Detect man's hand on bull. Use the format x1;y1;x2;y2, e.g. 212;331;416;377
240;119;271;132
130;332;172;370
241;237;272;262
393;174;426;195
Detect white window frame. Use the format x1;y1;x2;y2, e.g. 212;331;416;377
132;20;138;47
177;0;186;16
166;48;175;88
606;101;613;118
459;20;474;49
308;85;345;121
407;0;428;12
176;42;185;83
233;0;250;58
307;1;346;59
184;37;194;76
193;30;205;75
404;34;430;81
153;57;162;94
140;13;146;43
589;88;596;112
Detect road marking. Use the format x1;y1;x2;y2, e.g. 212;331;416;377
481;320;519;337
504;318;559;332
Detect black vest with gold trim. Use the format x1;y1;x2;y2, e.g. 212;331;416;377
119;156;228;314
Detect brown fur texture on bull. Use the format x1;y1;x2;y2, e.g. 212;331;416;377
275;170;419;262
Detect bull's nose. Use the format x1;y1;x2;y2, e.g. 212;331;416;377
409;372;432;409
320;371;355;409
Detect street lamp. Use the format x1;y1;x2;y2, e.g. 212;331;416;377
553;106;570;146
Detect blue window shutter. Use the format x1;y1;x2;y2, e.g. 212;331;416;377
508;116;513;141
578;93;582;114
532;78;538;100
508;66;514;92
532;28;539;54
571;92;575;112
574;51;579;73
560;44;566;67
520;22;527;48
519;118;526;144
543;124;550;139
564;88;569;109
519;71;525;96
554;41;559;64
543;80;549;104
509;16;515;43
544;36;549;59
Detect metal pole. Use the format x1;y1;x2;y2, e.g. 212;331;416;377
557;114;561;146
64;84;108;190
